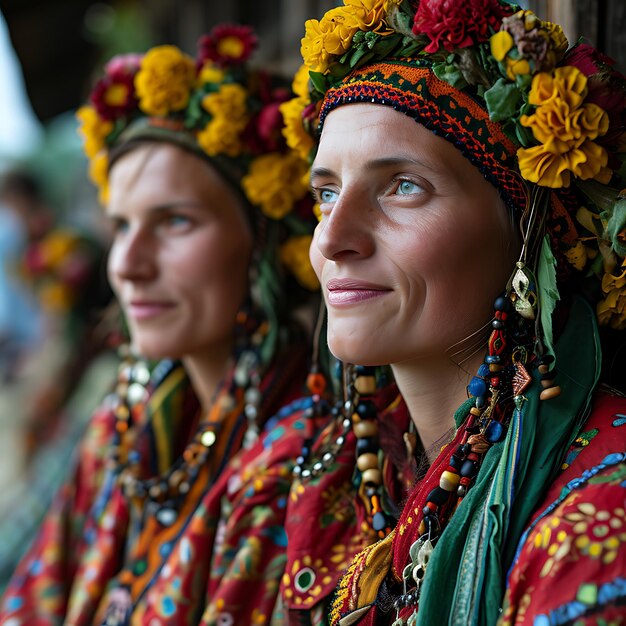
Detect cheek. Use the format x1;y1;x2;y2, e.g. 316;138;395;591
106;245;123;297
309;226;325;281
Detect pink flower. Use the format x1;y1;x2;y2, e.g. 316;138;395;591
413;0;513;53
104;53;143;77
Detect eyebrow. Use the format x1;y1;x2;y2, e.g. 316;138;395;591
310;156;440;181
106;201;204;218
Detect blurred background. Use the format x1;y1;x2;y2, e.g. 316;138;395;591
0;0;624;594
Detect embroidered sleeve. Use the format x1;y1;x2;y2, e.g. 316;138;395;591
0;404;117;623
500;459;626;625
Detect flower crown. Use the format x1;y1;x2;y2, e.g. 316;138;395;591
21;228;103;314
281;0;626;329
77;24;319;291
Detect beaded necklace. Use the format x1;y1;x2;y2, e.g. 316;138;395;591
294;362;396;537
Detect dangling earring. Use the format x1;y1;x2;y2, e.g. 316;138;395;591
508;186;546;321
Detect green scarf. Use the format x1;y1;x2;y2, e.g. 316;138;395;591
415;296;601;626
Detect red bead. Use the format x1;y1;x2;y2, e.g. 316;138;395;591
306;372;326;395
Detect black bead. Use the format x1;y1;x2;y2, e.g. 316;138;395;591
491;319;504;330
460;459;479;477
354;365;376;376
449;454;463;470
426;486;449;506
494;295;512;312
422;514;438;534
356;400;377;419
356;437;378;456
540;369;556;380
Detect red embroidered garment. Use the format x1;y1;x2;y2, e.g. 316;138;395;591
328;391;626;625
0;355;317;625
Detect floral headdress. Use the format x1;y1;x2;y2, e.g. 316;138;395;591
77;24;319;299
282;0;626;332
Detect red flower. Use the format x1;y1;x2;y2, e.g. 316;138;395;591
90;54;141;121
413;0;513;53
563;43;614;78
198;24;258;67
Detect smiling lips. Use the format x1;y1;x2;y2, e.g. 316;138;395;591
128;300;176;320
326;279;391;306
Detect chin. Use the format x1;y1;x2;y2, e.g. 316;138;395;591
131;336;183;362
327;334;386;367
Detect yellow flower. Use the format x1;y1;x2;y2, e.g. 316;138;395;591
597;266;626;329
312;203;322;221
197;116;243;157
76;105;113;158
344;0;390;34
198;61;225;85
301;7;359;73
493;11;568;80
564;240;588;271
517;66;610;188
88;151;110;206
202;83;248;121
292;65;311;100
280;235;320;290
41;231;80;269
134;45;196;116
279;98;316;161
40;282;73;312
242;152;309;219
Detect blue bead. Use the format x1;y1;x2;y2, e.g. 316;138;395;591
485;355;501;364
603;452;626;465
477;364;490;377
485;421;504;443
468;377;488;397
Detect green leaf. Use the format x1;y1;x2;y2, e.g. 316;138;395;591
514;122;534;147
309;71;329;97
349;45;373;68
373;33;403;57
606;196;626;257
433;62;466;89
484;78;522;122
537;235;560;360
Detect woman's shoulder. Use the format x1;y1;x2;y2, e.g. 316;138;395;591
501;388;626;625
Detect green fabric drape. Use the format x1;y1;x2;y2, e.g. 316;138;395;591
415;296;602;626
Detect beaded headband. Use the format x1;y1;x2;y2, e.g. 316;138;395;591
77;24;319;292
282;0;626;330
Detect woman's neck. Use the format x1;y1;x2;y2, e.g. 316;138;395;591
391;350;484;463
182;340;234;414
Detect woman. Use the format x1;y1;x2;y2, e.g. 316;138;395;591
1;25;320;625
279;1;626;624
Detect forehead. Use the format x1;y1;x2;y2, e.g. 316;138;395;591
106;143;236;213
316;104;459;171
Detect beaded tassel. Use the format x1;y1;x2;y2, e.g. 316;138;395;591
394;294;534;611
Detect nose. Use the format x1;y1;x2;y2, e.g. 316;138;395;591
315;187;375;262
107;225;157;285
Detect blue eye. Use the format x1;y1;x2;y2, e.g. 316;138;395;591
319;189;338;203
396;180;421;195
110;218;129;234
166;214;192;228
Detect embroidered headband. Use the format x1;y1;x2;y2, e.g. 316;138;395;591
282;0;626;330
77;24;319;292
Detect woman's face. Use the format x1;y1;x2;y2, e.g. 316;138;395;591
107;143;253;361
310;104;519;366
